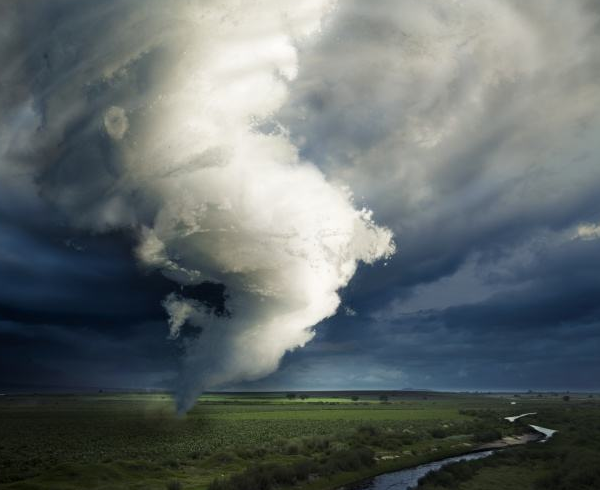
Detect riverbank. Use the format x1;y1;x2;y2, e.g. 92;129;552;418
319;416;558;490
478;432;542;449
301;432;534;490
415;408;598;490
308;414;560;490
345;451;498;490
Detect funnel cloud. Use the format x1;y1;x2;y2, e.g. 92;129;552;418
0;0;393;411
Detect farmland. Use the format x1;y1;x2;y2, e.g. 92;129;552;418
0;391;597;490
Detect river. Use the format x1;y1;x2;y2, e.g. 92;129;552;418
340;450;495;490
339;414;557;490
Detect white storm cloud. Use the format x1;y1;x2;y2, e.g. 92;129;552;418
0;0;394;411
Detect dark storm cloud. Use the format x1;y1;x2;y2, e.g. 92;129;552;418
2;0;600;394
390;231;600;335
253;0;600;391
0;217;201;390
284;2;600;295
256;233;600;391
0;214;230;330
1;221;156;328
0;193;226;389
0;320;178;390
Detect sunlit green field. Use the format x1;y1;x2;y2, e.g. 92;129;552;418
0;391;596;490
207;408;466;420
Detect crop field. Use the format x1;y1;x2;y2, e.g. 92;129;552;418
0;391;597;490
206;407;467;420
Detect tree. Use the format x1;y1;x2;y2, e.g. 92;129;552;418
286;393;296;400
351;396;359;402
563;395;570;402
379;395;389;403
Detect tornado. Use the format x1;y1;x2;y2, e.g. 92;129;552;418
0;0;394;412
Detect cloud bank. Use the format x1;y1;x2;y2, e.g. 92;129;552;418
282;0;600;290
3;0;600;396
0;0;394;411
268;0;600;390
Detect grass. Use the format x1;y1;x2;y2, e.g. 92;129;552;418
0;392;596;490
451;464;543;490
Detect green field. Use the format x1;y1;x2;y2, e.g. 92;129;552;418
0;391;597;490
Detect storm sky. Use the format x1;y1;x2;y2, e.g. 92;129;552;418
1;0;600;395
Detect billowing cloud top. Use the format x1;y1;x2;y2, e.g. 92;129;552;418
0;0;394;411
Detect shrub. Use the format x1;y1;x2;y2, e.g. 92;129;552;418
357;424;378;437
473;429;502;443
430;428;447;439
284;442;299;455
292;458;317;480
163;459;179;469
166;480;182;490
326;447;375;472
208;448;373;490
212;451;236;464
